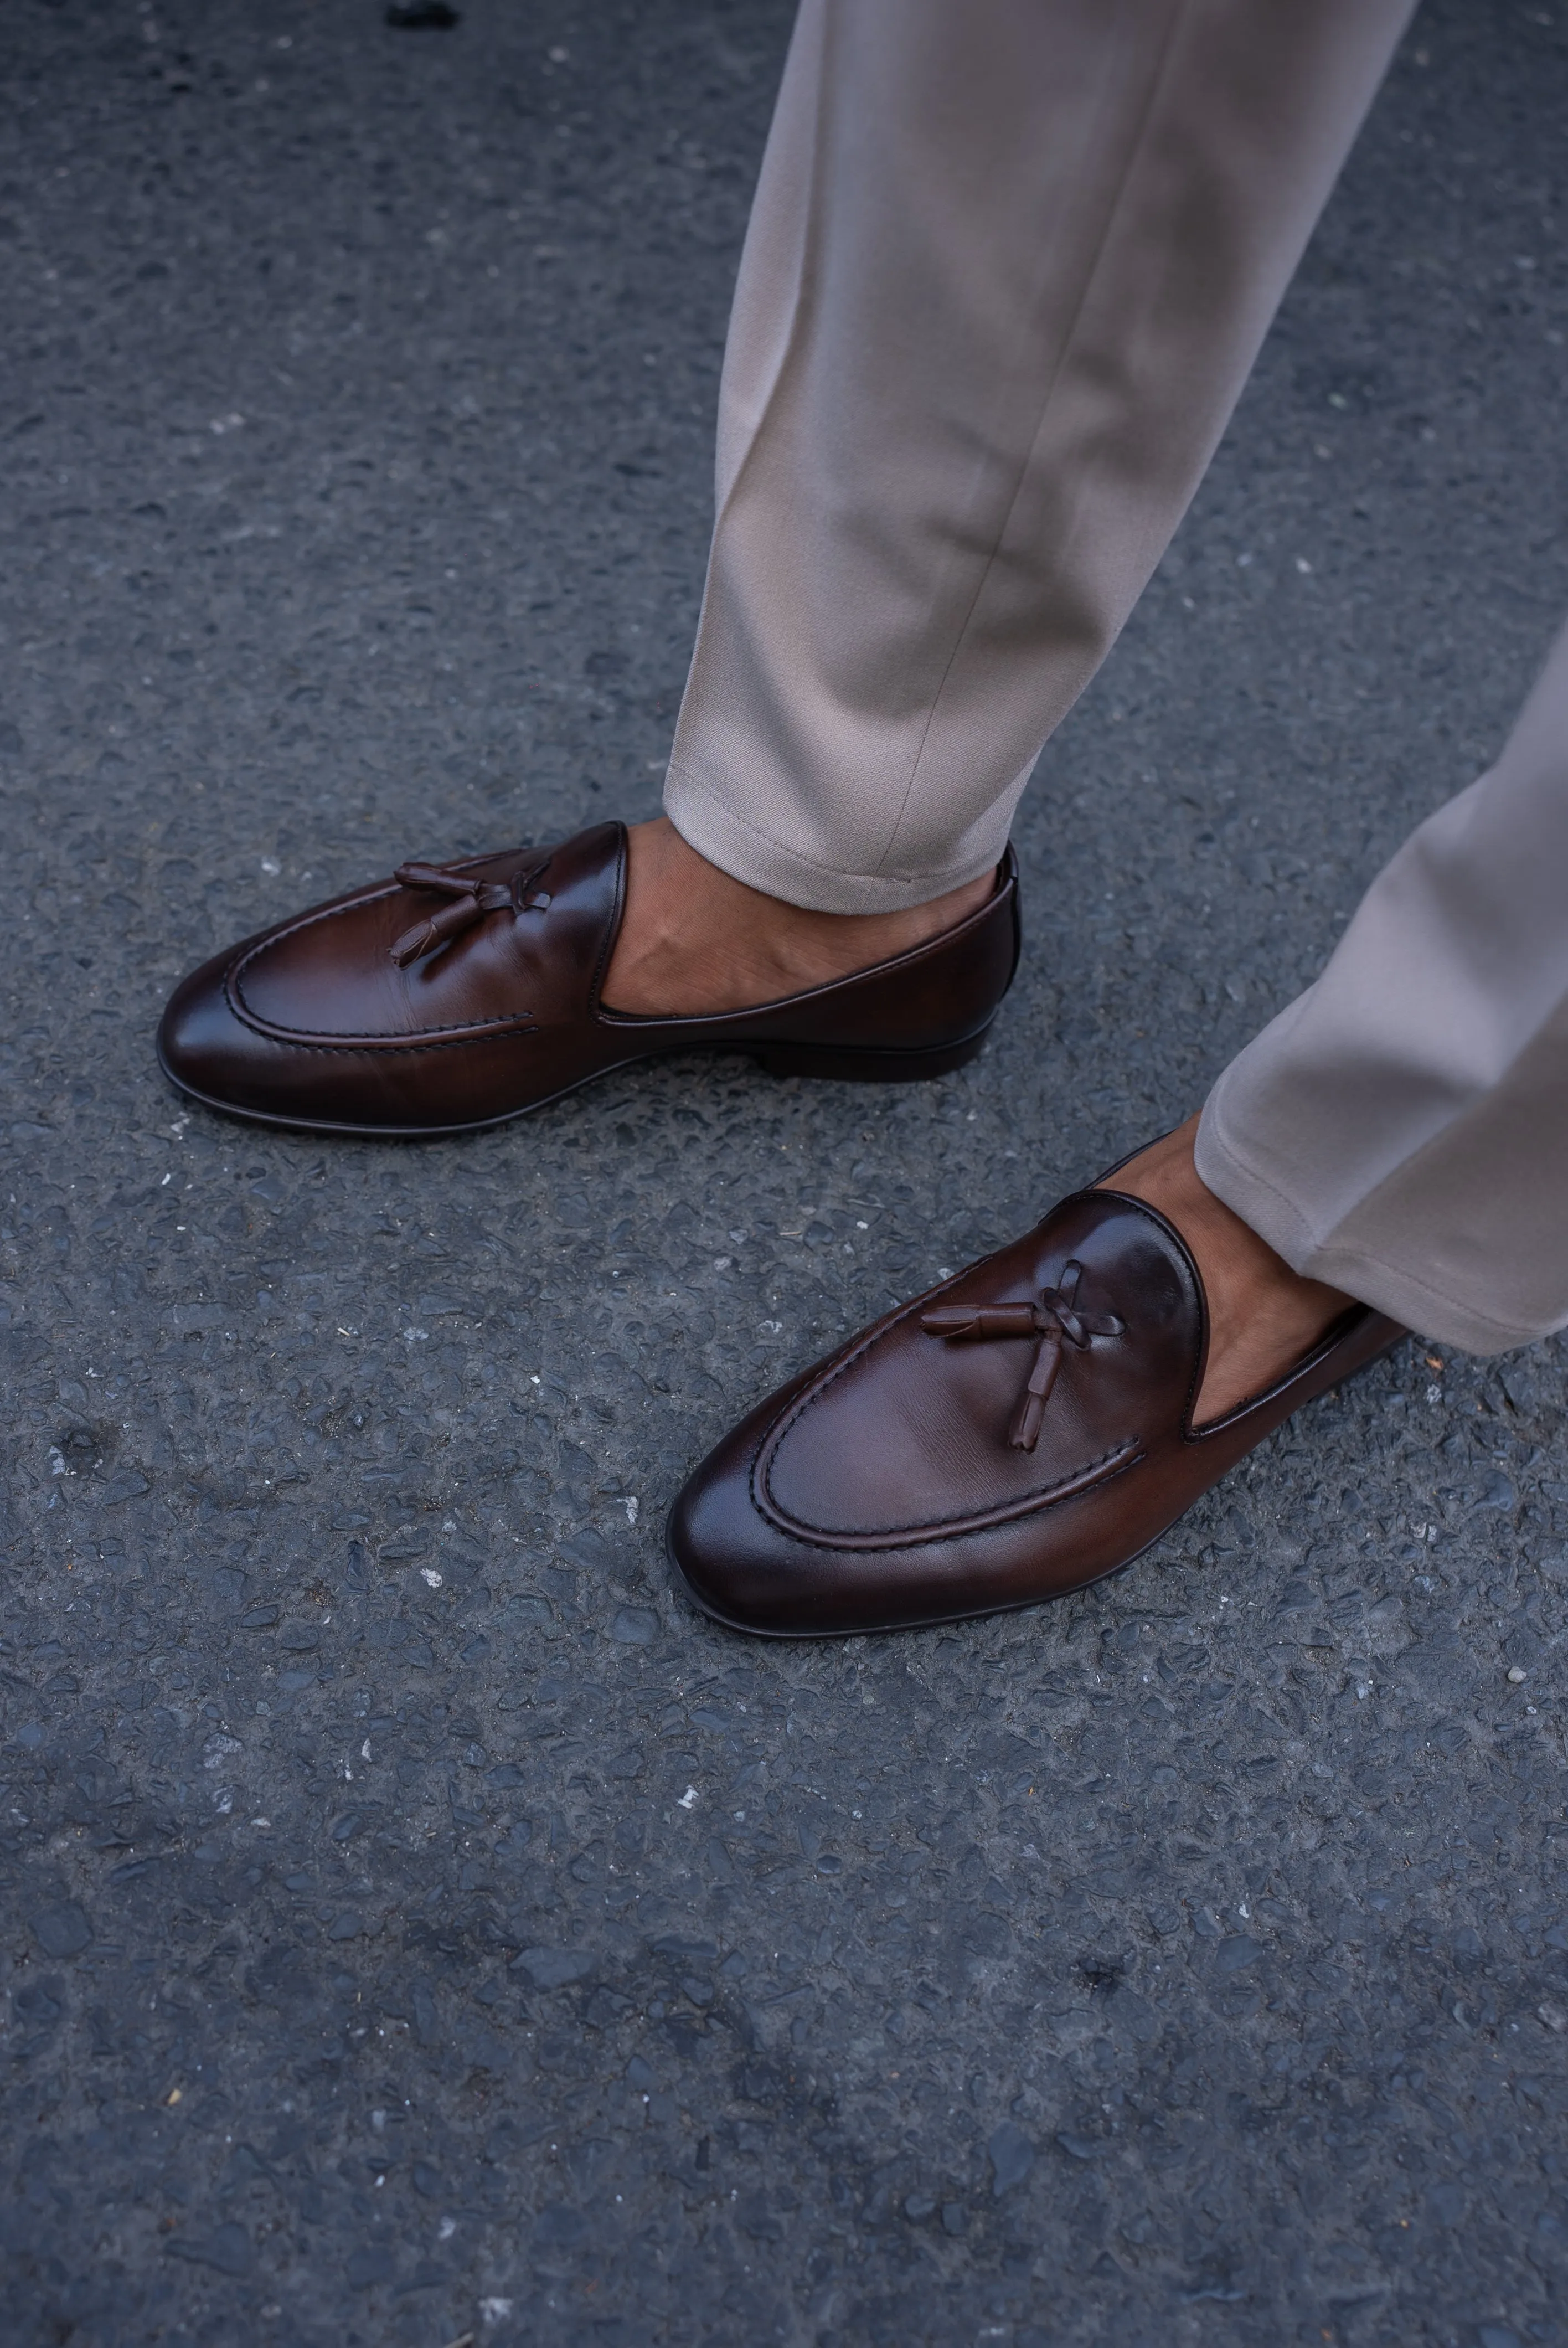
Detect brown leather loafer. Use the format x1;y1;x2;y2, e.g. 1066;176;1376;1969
157;822;1019;1135
667;1176;1405;1637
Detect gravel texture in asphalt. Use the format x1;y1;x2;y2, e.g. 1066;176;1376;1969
3;3;1567;2344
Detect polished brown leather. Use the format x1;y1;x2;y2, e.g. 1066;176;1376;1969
667;1182;1405;1637
157;822;1020;1134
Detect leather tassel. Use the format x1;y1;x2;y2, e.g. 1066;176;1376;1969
1008;1336;1062;1451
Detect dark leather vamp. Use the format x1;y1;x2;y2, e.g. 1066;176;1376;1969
228;826;620;1046
159;824;1021;1137
754;1194;1200;1547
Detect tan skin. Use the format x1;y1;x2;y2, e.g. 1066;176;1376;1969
604;820;1353;1422
1103;1114;1353;1423
603;817;996;1018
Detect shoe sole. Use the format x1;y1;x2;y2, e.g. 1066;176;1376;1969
155;1018;997;1139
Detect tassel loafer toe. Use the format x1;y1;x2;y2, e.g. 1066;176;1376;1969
668;1173;1405;1638
158;822;1020;1136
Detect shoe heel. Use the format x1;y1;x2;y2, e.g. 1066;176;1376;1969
751;1024;992;1083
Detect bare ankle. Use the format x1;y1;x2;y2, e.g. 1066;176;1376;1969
602;817;994;1017
1104;1115;1353;1422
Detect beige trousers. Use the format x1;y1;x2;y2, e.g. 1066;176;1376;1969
665;0;1568;1356
1199;625;1568;1355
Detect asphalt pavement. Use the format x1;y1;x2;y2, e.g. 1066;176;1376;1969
3;2;1568;2343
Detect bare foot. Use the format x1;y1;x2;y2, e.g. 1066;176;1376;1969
601;817;996;1017
1103;1115;1354;1423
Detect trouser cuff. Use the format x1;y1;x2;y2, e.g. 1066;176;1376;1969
664;764;1008;915
1195;1091;1549;1357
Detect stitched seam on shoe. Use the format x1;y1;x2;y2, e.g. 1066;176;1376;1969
211;1032;543;1061
753;1436;1141;1550
224;976;539;1048
749;1212;1145;1546
226;869;537;1045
